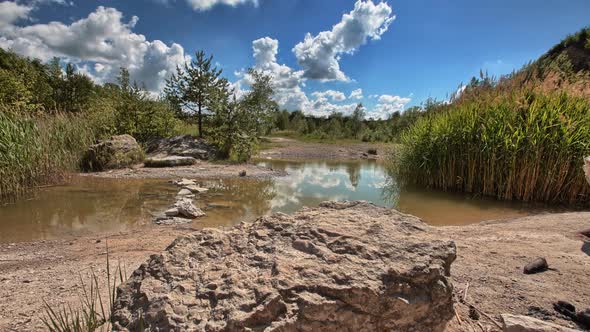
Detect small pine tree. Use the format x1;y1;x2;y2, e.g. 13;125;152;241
164;51;223;138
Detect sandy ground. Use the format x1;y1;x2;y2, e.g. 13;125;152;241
1;212;588;331
258;136;392;160
1;139;589;331
82;159;286;180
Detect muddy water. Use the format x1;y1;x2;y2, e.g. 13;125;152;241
0;160;555;243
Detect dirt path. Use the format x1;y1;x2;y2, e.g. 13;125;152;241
258;136;392;160
1;212;588;331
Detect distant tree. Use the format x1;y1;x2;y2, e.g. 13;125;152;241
241;69;278;135
347;103;365;138
61;63;94;112
164;50;223;138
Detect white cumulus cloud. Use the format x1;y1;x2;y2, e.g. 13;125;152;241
349;88;363;99
369;94;411;119
0;1;32;28
0;4;188;92
185;0;257;11
292;0;394;81
312;90;346;102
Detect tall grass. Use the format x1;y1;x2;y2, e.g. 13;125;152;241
0;107;96;199
395;90;590;205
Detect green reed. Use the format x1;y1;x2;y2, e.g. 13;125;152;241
0;107;96;199
395;90;590;205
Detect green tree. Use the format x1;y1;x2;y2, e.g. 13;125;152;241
164;50;223;138
241;69;278;135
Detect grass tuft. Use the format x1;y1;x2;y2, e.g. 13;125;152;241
41;243;129;332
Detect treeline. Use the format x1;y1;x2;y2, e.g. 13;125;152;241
0;48;275;198
395;27;590;205
270;103;434;142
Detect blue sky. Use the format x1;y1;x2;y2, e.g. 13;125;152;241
0;0;589;118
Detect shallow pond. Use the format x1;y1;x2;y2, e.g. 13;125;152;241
0;159;557;243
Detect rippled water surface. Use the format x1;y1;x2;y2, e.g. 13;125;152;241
0;159;556;243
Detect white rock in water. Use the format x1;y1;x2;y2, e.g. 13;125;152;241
175;178;196;187
183;185;209;194
177;189;193;196
175;198;205;219
155;217;193;225
164;208;179;217
501;314;579;332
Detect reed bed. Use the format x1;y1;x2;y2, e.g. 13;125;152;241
0;108;96;199
395;90;590;205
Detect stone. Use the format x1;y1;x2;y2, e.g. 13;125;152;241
523;257;548;274
145;135;217;160
501;314;579;332
112;201;457;332
576;309;590;328
174;198;205;219
553;301;576;319
183;185;209;194
155;217;193;226
173;178;196;187
144;156;196;168
81;134;143;171
164;208;180;217
469;306;480;320
239;170;247;177
584;156;590;186
176;189;193;197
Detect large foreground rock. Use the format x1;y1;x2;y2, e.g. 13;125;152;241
81;134;143;171
112;201;456;332
146;135;217;160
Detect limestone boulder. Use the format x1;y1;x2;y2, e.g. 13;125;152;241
145;135;217;160
112;201;457;332
81;134;143;171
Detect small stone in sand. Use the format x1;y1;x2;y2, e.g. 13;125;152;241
523;257;548;274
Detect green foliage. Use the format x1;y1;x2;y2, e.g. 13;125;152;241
165;50;223;138
396;90;590;205
208;70;275;162
113;68;179;143
269;103;429;143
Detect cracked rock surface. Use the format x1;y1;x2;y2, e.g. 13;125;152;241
112;201;457;332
